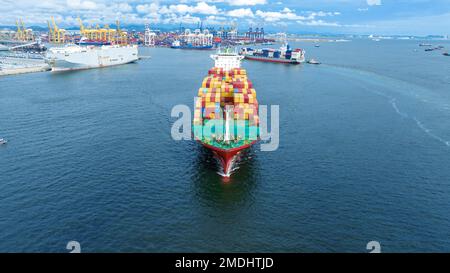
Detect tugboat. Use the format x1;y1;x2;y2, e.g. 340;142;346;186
193;48;259;177
307;59;321;65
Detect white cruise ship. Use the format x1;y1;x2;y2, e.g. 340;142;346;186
45;44;138;71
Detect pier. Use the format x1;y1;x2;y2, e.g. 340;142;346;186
0;54;50;76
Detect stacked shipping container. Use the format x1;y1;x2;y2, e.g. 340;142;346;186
193;67;259;142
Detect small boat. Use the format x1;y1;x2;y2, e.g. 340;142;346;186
425;48;434;52
0;138;7;145
444;52;450;56
307;59;321;65
315;44;320;48
419;43;432;47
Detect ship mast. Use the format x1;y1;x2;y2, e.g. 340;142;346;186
224;107;232;142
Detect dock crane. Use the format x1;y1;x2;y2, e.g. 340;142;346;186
116;20;128;45
14;19;34;41
77;17;119;44
47;20;54;43
51;16;65;44
20;19;28;41
77;17;85;37
15;19;23;41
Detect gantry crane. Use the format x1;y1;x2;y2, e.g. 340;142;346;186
47;20;54;43
15;19;23;41
20;19;28;41
50;16;65;44
77;17;121;44
15;18;33;41
116;20;128;45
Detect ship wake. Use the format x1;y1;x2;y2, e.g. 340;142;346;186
216;155;239;178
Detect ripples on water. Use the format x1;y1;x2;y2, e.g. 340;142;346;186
1;40;450;252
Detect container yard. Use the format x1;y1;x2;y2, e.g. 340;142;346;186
1;18;275;49
0;18;278;77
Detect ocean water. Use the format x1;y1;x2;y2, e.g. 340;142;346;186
1;39;450;252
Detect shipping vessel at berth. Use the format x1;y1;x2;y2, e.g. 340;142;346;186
45;44;138;71
193;48;259;177
171;40;214;50
240;43;305;64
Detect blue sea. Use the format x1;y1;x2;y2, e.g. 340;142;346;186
1;39;450;252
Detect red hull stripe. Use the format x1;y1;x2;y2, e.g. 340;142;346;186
200;141;257;173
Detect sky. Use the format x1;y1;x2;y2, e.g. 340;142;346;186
0;0;449;35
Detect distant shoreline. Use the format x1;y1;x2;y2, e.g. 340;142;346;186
286;38;351;43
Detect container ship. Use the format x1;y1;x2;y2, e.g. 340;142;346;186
240;43;305;64
45;44;138;71
193;48;259;176
171;40;214;50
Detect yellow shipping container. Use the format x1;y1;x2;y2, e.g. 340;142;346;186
195;98;202;108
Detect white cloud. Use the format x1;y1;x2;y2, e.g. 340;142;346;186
297;20;340;27
310;11;340;17
255;10;305;22
162;13;201;25
367;0;381;6
115;3;133;13
0;0;350;31
227;8;254;18
227;0;267;6
255;9;339;22
66;0;97;10
164;2;219;15
204;15;227;25
136;3;159;14
137;2;219;16
192;2;219;14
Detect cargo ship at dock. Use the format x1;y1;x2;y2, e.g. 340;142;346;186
171;40;214;50
45;44;138;71
240;43;305;64
193;48;259;176
170;29;216;50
